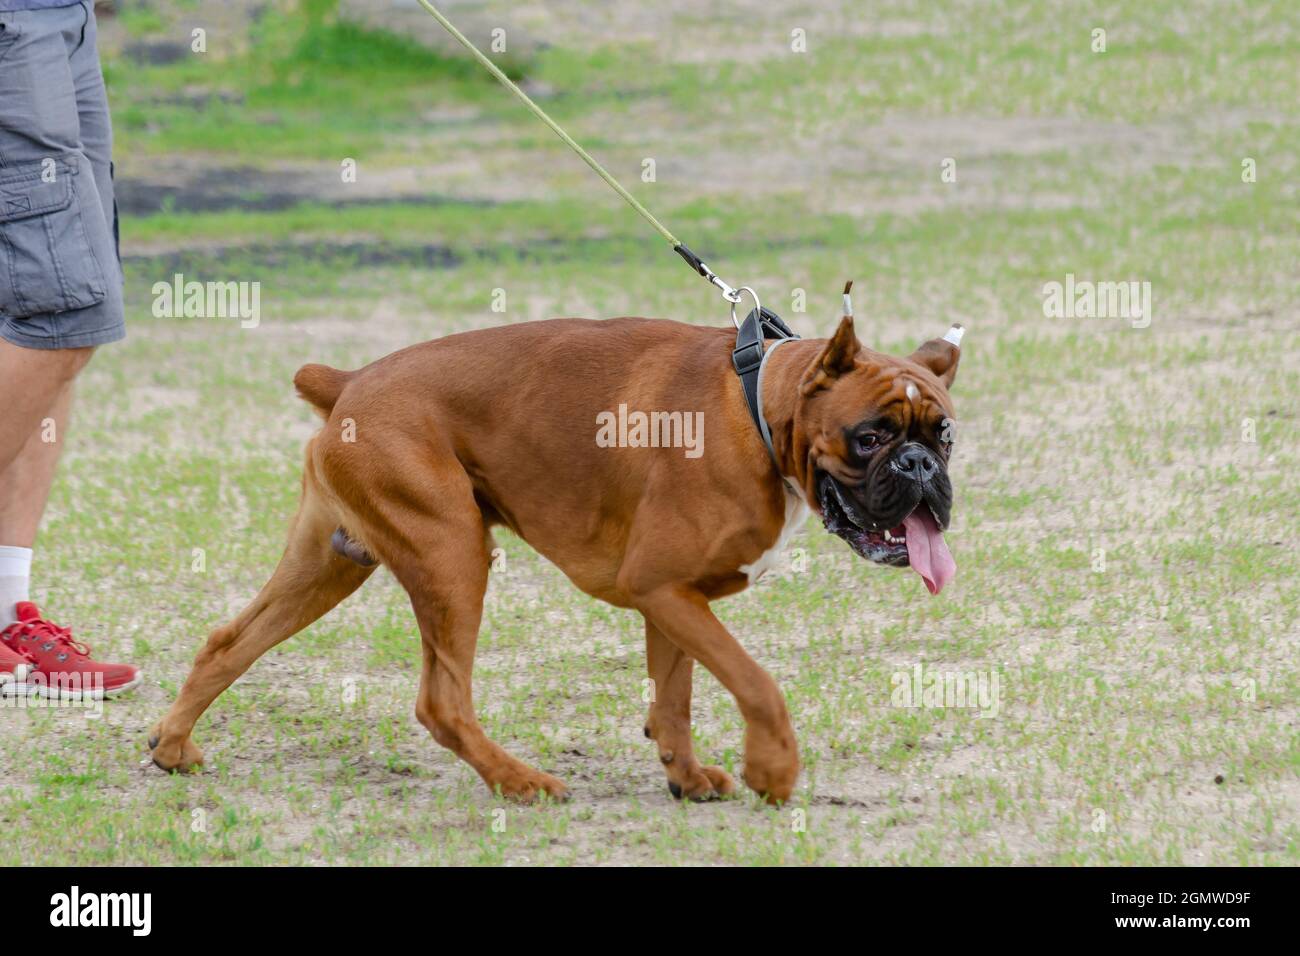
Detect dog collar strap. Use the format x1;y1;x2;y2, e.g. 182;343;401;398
732;306;800;465
755;337;794;464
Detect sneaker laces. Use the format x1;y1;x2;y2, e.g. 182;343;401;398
12;616;91;659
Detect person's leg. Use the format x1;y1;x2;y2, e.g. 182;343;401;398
0;0;116;537
0;350;88;539
0;341;91;626
0;336;139;701
0;4;134;695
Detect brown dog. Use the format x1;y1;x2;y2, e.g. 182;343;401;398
149;309;961;804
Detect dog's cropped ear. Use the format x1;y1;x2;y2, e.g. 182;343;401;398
802;316;861;394
908;324;964;388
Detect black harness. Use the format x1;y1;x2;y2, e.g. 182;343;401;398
675;241;802;462
731;306;800;461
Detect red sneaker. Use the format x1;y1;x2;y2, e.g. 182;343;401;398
0;602;142;699
0;639;36;697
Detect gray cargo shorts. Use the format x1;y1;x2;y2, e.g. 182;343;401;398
0;0;124;350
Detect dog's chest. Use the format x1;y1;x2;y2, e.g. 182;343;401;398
740;485;811;584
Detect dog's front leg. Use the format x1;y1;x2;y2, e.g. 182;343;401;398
635;586;798;804
643;619;736;801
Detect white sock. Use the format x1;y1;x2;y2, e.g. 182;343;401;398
0;546;33;628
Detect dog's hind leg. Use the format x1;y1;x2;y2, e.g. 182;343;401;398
149;476;374;772
354;456;566;802
643;619;735;800
407;525;567;802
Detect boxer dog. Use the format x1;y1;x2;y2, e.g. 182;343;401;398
149;303;961;805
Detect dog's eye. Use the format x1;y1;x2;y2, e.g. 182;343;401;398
854;433;882;456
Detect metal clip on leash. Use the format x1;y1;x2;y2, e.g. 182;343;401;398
674;245;801;463
416;0;793;338
672;243;749;325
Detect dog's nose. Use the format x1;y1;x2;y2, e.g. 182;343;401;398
892;443;938;482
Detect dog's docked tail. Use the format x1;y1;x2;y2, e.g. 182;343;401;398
294;363;352;417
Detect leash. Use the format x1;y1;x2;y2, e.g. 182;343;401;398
415;0;800;459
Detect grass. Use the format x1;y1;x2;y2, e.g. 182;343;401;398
107;0;528;161
0;0;1295;865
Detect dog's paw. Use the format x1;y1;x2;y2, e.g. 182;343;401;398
742;726;799;805
148;726;205;774
488;767;570;804
741;762;797;806
666;764;735;802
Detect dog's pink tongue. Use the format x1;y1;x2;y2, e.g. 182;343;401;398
902;509;956;595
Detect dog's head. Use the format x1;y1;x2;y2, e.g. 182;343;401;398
792;316;962;594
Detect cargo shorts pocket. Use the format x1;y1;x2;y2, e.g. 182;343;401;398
0;157;108;319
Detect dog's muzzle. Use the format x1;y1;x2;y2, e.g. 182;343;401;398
815;442;957;594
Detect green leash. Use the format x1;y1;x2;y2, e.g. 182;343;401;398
415;0;750;311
